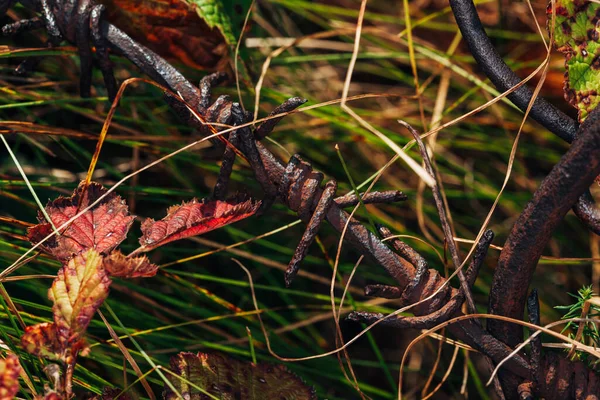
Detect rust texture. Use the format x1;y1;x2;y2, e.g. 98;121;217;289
2;1;600;398
488;107;600;348
486;106;600;397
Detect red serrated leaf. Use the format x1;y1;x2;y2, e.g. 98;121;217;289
138;198;260;252
104;250;158;278
21;322;62;361
0;354;21;400
49;249;111;345
27;181;134;260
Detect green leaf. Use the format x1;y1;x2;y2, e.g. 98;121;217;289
164;352;317;400
187;0;252;46
549;0;600;122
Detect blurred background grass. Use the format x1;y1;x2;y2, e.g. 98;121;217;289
0;0;597;398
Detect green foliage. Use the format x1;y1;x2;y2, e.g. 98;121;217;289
549;0;600;122
188;0;252;46
555;285;600;368
1;0;594;398
19;182;259;397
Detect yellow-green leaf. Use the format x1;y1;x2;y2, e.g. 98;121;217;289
49;249;111;344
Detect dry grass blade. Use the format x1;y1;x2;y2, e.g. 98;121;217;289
421;344;460;400
339;0;434;187
97;309;155;399
567;296;600;359
487;317;600;386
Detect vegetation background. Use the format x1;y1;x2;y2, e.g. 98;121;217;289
0;0;597;398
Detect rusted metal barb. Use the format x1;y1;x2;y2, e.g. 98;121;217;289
401;120;478;315
4;1;600;397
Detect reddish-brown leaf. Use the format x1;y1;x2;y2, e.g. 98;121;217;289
103;250;159;278
42;392;63;400
101;0;230;71
21;322;62;361
0;354;21;400
85;387;133;400
138;198;260;252
27;181;134;260
49;249;111;345
164;352;316;400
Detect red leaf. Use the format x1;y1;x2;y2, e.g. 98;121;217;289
0;354;21;400
27;181;134;260
21;322;62;361
138;198;260;252
21;251;110;365
102;0;230;70
43;394;63;400
103;250;158;278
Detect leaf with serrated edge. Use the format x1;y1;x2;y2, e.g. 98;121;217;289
0;354;21;400
138;198;260;252
0;356;19;400
548;0;600;122
27;181;134;260
21;322;62;361
49;249;111;344
164;352;316;400
104;250;158;278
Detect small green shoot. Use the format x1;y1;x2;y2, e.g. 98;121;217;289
555;285;600;369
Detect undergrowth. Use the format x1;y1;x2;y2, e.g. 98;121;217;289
0;0;598;398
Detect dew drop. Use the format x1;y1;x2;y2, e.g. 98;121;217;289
583;49;589;57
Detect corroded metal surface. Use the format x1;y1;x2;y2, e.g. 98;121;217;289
489;108;600;348
3;1;600;398
448;0;577;142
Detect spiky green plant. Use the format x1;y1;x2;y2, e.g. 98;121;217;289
556;285;600;369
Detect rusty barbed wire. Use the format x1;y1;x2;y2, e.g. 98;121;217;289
2;1;600;398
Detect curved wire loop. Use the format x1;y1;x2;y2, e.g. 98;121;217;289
3;1;600;397
448;0;600;236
